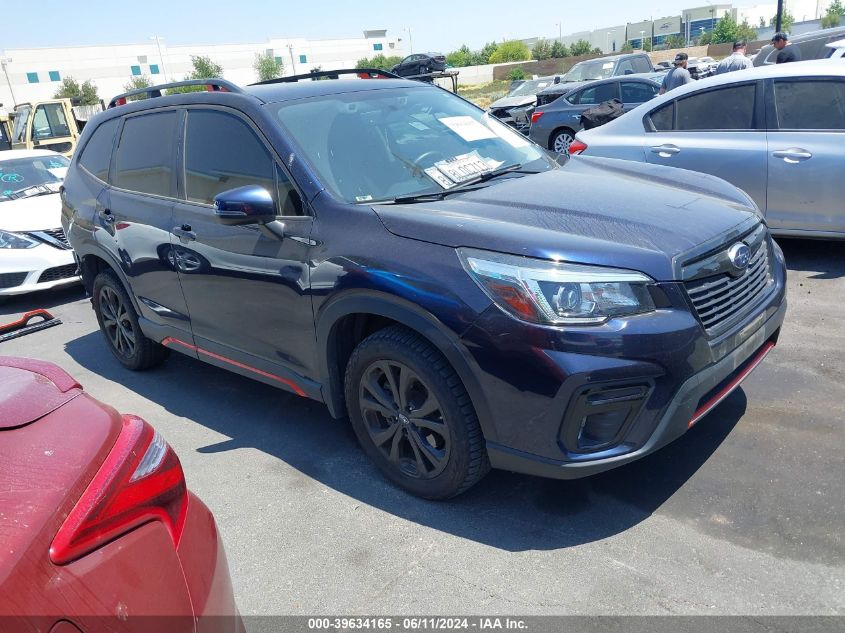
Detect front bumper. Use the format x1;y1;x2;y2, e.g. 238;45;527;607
460;240;787;479
0;244;79;296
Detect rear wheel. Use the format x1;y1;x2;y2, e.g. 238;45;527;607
344;325;489;499
551;128;576;154
92;271;169;371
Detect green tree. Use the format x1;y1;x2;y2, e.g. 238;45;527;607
664;34;685;49
711;12;740;43
478;42;499;64
821;0;845;27
122;75;153;101
254;52;283;82
569;39;594;56
770;9;795;31
620;41;634;53
355;54;402;70
737;20;759;41
446;45;475;67
698;31;713;45
531;39;552;60
488;40;532;63
53;77;100;105
759;16;767;27
549;40;569;58
166;55;225;94
641;37;653;52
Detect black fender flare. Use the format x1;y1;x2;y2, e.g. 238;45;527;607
316;290;498;443
75;243;144;315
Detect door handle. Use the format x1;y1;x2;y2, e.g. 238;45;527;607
172;224;197;242
651;144;680;157
772;148;812;163
98;208;114;223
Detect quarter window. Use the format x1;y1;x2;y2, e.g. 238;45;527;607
773;80;845;130
184;110;298;213
649;102;673;131
113;111;178;197
78;118;119;182
675;84;755;130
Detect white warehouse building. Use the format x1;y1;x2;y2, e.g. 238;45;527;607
0;30;405;107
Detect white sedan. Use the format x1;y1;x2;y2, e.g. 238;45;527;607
826;38;845;59
0;150;79;299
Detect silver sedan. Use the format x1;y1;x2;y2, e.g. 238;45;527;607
572;61;845;239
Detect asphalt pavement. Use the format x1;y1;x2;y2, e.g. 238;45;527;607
1;238;843;617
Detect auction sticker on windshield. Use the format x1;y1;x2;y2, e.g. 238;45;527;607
439;116;498;142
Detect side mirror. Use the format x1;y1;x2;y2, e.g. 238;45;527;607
213;185;276;225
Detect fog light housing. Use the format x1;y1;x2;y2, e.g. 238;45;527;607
560;384;651;453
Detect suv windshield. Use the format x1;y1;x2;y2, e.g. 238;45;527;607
0;155;69;202
565;60;615;82
275;86;553;204
509;78;554;97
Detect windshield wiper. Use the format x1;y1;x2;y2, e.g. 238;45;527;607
6;185;59;200
391;164;541;204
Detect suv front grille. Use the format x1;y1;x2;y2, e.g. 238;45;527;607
38;264;79;284
684;241;773;335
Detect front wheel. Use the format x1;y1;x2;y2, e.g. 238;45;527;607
92;271;169;371
551;129;576;154
344;326;489;499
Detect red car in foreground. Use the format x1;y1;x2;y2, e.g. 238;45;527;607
0;357;243;633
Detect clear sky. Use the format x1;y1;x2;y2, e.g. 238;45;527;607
8;0;692;53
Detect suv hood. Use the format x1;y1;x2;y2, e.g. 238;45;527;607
488;95;537;110
0;193;61;232
373;156;761;281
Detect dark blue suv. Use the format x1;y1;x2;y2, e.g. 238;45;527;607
61;72;787;499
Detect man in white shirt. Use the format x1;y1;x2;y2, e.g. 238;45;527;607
715;41;753;74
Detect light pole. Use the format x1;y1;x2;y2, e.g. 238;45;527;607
555;22;562;44
606;31;611;53
0;57;16;107
287;44;297;75
405;27;413;54
640;30;646;49
149;35;169;82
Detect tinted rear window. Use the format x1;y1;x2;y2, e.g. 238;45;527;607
649;102;673;131
113;111;178;197
675;84;755;130
78;118;118;182
774;80;845;130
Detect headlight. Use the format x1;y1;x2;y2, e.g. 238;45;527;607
459;248;655;325
0;230;39;250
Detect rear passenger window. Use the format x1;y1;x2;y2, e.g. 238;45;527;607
113;111;178;197
621;82;658;104
184;110;276;207
78;118;118;182
675;84;755;130
649;102;674;131
774;80;845;130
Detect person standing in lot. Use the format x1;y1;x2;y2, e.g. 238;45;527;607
772;32;802;63
659;52;693;95
716;40;753;74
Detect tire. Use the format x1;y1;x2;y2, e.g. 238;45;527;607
92;270;169;371
344;325;490;499
550;128;576;154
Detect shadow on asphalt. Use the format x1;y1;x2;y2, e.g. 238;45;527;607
65;330;746;552
777;237;844;280
0;284;87;317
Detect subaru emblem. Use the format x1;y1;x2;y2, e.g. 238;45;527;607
728;243;750;272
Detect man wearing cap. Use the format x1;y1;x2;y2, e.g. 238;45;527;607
772;32;801;63
716;41;753;74
659;53;693;95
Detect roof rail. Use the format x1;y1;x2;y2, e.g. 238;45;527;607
249;68;402;86
108;78;243;108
